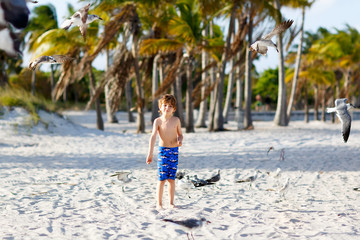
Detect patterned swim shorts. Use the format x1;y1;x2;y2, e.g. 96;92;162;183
157;146;179;181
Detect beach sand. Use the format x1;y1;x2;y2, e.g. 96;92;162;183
0;107;359;239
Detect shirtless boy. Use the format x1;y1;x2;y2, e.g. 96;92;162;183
146;94;183;209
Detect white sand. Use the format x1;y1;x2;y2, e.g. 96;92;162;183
1;107;360;239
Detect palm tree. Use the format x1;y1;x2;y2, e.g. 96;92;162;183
140;0;209;133
286;0;314;121
272;0;289;126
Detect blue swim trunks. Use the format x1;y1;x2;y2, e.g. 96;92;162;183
157;146;179;181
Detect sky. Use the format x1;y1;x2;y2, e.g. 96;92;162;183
27;0;360;73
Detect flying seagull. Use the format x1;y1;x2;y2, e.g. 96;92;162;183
60;3;102;41
327;98;356;143
0;0;30;29
110;171;132;183
162;217;210;240
0;25;21;57
29;55;74;70
110;171;133;191
250;19;294;56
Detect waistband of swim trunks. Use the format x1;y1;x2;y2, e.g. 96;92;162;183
158;146;179;151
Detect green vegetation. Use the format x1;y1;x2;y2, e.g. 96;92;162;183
0;87;57;124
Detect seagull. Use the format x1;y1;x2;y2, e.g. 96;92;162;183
0;25;20;57
60;3;103;41
236;170;260;189
0;0;30;29
250;19;294;56
176;170;186;180
162;217;210;240
190;175;214;188
205;170;220;183
267;146;285;160
278;177;290;199
29;55;74;70
110;171;133;191
267;146;274;156
267;168;282;178
279;149;285;161
178;175;193;198
327;98;356;143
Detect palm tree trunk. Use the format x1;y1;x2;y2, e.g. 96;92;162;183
88;63;104;131
314;84;319;121
234;52;244;130
185;57;194;133
195;27;208;128
50;65;56;102
214;6;236;131
175;73;185;126
151;54;161;123
105;48;118;123
31;70;36;96
330;93;335;123
304;81;309;123
223;55;235;123
321;87;326;122
287;7;305;122
244;14;253;129
208;21;217;131
125;80;135;122
132;34;145;133
273;0;288;126
344;69;351;99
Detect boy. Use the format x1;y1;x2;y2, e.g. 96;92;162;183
146;94;183;209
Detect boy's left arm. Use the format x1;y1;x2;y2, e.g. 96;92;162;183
176;118;183;147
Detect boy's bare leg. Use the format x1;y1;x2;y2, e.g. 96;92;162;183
168;179;176;208
156;180;165;209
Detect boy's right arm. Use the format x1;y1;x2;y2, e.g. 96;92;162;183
146;119;159;164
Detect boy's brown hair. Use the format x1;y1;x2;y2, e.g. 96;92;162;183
158;94;177;113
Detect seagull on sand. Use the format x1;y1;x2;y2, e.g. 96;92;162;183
278;177;290;199
60;3;103;41
29;55;74;70
178;175;193;198
205;170;220;183
162;217;210;240
0;0;30;29
236;170;260;189
0;25;20;57
250;19;294;56
327;98;356;143
190;175;214;187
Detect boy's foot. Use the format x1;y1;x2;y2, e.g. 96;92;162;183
169;204;176;208
156;204;163;210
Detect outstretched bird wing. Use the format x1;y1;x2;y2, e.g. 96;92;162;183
263;19;294;40
29;55;48;70
52;55;74;63
339;111;351;142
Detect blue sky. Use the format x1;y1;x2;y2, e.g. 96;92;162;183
28;0;360;73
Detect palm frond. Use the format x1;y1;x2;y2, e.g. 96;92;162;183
139;38;183;56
